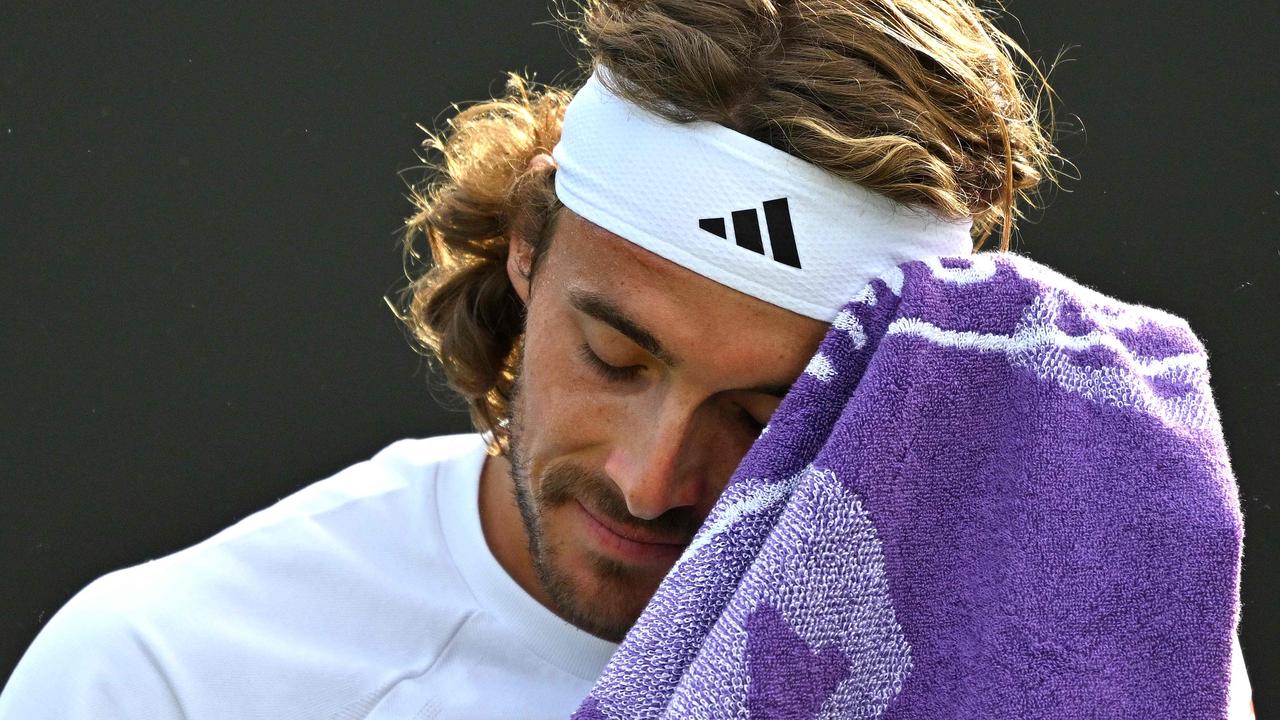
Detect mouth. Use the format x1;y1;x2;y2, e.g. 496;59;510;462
573;500;689;566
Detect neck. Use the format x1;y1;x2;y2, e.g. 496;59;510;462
477;450;559;615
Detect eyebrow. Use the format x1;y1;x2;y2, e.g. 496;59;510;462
569;289;678;366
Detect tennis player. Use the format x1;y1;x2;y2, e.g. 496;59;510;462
1;1;1252;717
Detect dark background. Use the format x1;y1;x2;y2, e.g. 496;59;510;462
2;0;1275;710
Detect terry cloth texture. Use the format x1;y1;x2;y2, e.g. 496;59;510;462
572;251;1244;719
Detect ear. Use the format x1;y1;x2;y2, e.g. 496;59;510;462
506;225;534;304
506;153;557;304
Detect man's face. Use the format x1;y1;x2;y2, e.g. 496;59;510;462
504;207;828;642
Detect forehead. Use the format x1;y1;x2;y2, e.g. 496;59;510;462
542;209;827;371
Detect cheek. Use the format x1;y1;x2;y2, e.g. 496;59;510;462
517;307;624;452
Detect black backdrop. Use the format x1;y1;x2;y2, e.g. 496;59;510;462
3;0;1276;710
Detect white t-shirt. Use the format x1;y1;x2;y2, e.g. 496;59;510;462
0;433;618;720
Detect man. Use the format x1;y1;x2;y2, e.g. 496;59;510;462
0;0;1252;718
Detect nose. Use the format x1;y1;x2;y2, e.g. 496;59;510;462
602;395;706;520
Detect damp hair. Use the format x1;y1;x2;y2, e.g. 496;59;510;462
392;0;1070;452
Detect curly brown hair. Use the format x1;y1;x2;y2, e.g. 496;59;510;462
393;0;1067;453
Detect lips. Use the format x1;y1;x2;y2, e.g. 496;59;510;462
588;505;687;545
574;500;689;564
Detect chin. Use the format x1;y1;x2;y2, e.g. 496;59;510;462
538;527;666;642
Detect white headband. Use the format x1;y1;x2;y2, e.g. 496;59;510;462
551;69;975;322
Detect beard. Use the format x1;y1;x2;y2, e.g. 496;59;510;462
504;372;703;643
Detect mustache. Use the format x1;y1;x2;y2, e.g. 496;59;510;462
535;461;704;544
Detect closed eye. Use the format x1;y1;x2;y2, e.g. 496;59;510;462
738;407;766;435
578;342;643;383
731;393;780;436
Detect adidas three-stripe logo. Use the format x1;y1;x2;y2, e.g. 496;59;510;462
698;197;802;269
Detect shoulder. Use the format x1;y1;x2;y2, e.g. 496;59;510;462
238;432;487;524
0;433;490;719
0;565;190;719
153;432;489;597
221;432;486;533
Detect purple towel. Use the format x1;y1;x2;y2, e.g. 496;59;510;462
573;251;1243;719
